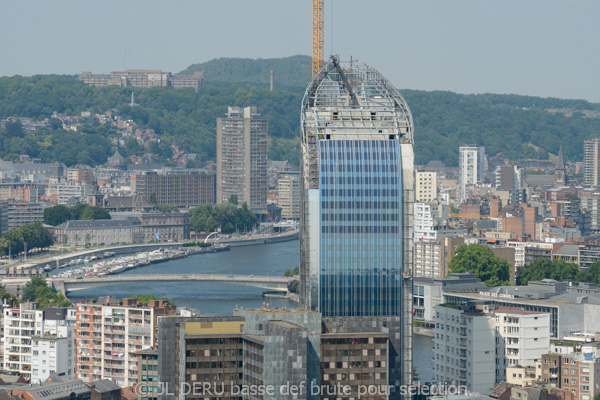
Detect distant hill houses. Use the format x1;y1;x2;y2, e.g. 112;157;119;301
78;69;203;90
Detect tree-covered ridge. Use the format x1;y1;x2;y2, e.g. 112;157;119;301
2;65;600;167
178;55;312;90
0;76;302;165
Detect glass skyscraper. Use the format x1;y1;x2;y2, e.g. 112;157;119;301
300;57;415;386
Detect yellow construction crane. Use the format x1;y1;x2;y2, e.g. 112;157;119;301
312;0;324;76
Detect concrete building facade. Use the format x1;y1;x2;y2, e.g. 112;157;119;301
584;138;600;188
216;106;268;212
133;170;215;207
78;70;203;90
458;145;485;202
277;172;300;220
75;298;177;386
434;303;496;394
416;169;438;203
3;304;75;381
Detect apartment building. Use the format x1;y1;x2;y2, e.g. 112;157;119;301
493;307;551;382
78;70;203;90
495;165;525;205
3;304;75;381
434;303;496;394
413;202;449;243
584;138;600;188
416;169;438;203
216;106;268;212
414;241;443;279
540;353;600;400
7;202;44;230
413;237;468;279
277;171;300;220
132;170;215;207
75;297;177;387
458;145;485;202
67;166;95;184
31;334;74;383
136;349;159;400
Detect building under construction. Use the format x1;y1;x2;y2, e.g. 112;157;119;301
299;56;415;390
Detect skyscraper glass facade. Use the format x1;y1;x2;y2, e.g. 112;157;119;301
318;140;403;317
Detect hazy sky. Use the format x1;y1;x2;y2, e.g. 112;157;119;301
1;0;599;102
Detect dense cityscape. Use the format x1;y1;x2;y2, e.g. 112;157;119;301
0;1;599;400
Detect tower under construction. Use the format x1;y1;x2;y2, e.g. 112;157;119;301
300;56;415;389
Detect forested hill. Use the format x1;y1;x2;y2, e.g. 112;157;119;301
179;55;312;89
0;56;599;167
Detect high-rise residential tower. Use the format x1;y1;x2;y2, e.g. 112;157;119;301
584;139;600;187
299;57;414;387
458;145;486;202
217;106;268;212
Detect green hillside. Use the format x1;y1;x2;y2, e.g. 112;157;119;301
179;55;312;90
0;56;599;168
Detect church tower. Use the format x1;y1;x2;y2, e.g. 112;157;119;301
554;146;567;187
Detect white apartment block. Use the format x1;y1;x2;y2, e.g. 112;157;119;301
434;304;496;394
414;203;438;243
75;299;175;387
458;145;485;202
414;241;442;279
277;172;300;220
506;241;526;271
45;182;93;205
494;307;551;382
414;202;449;243
31;333;74;383
3;304;75;380
416;169;438;203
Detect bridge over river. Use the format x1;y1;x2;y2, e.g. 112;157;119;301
2;274;295;296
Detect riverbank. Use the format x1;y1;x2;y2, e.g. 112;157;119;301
263;291;299;304
414;327;434;337
2;228;299;276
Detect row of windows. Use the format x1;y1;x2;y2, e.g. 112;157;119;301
318;139;398;149
320;176;399;184
321;213;399;222
186;338;242;345
185;361;242;369
321;226;399;234
320;164;399;173
321;188;399;197
321;201;399;209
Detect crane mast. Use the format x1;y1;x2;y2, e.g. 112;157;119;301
312;0;324;76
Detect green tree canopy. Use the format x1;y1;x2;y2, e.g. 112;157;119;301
44;204;71;226
518;258;599;285
21;275;48;302
449;244;511;287
44;204;110;226
189;202;258;234
0;221;53;256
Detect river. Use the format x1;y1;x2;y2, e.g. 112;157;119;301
68;239;434;381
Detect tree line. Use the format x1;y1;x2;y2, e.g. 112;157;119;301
0;221;53;257
518;258;600;285
43;204;111;226
189;197;258;234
